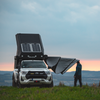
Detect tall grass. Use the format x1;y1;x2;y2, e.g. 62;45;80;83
58;81;65;87
0;85;100;100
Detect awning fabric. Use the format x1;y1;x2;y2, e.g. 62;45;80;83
45;57;78;74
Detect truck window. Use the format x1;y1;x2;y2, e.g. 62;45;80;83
21;61;47;68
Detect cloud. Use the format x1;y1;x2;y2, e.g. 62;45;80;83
20;0;100;24
22;1;38;13
0;0;100;64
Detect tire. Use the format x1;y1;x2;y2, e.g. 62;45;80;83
17;81;23;88
12;74;17;87
49;81;53;87
17;75;24;88
45;81;53;88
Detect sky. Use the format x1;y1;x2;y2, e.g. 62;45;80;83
0;0;100;71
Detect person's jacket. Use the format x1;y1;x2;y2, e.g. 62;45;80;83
74;63;82;76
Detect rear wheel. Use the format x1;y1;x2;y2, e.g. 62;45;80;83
12;74;17;87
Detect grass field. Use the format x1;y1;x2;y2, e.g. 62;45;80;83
0;85;100;100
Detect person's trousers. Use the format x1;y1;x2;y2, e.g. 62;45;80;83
74;75;82;87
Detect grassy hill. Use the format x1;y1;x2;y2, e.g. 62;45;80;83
0;85;100;100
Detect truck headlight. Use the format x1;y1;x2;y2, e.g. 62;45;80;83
21;71;28;75
45;71;50;75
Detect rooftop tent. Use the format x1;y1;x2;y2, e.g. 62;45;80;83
16;33;44;59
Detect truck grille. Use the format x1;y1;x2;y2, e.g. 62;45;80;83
26;71;47;79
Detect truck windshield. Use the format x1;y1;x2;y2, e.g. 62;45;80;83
21;61;47;68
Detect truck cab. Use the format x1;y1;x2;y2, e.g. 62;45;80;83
12;33;53;87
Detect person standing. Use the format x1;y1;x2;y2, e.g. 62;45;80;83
74;61;82;87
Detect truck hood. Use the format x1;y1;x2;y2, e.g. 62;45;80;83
20;68;50;72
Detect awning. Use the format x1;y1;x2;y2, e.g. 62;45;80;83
45;57;78;74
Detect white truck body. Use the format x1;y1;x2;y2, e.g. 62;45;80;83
13;60;53;87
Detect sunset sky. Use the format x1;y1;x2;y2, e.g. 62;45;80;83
0;0;100;72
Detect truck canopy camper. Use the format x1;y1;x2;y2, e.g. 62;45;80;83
13;33;78;87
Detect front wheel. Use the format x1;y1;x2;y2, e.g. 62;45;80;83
17;74;23;88
17;78;24;88
45;81;53;88
49;81;53;87
17;81;23;88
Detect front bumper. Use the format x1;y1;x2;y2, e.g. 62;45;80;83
19;74;52;85
20;78;52;85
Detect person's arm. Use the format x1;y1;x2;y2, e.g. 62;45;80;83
74;71;76;77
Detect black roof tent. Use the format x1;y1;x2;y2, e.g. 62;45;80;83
16;33;44;59
15;33;79;74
